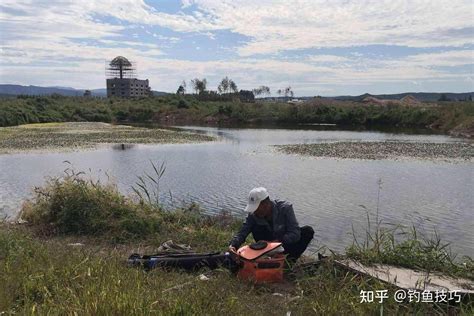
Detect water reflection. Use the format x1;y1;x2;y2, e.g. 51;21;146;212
112;143;135;151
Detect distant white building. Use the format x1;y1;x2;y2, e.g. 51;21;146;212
287;98;304;104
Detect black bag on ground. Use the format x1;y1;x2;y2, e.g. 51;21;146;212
128;252;235;271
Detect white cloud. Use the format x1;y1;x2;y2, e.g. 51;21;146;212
3;1;472;56
181;0;193;9
3;49;471;94
401;50;474;67
0;1;123;41
0;0;473;95
308;55;351;64
186;0;474;56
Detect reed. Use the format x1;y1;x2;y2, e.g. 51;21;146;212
346;181;473;279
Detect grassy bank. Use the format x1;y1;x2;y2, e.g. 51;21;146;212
4;227;472;315
0;122;214;154
1;171;472;314
1;95;473;137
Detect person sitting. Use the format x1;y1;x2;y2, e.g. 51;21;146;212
228;187;314;262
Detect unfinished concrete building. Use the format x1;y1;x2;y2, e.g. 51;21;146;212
106;56;151;98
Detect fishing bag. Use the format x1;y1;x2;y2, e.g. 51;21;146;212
127;251;234;271
232;241;287;283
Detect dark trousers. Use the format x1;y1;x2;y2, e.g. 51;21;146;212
252;225;314;260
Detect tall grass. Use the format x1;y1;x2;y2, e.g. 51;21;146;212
18;165;240;249
19;168;161;242
1;226;472;315
347;180;473;279
4;170;473;314
132;161;166;206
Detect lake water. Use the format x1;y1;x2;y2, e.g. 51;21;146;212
0;126;473;257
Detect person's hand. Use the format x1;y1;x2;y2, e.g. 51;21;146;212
228;246;237;253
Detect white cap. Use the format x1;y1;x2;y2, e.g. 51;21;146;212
244;187;269;213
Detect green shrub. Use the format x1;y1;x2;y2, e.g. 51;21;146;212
20;172;161;241
218;104;232;115
177;99;189;109
18;166;238;248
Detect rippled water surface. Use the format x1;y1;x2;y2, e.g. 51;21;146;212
1;126;472;256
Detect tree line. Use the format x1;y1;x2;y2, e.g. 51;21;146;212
176;77;294;99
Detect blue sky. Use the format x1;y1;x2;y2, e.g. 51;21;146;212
0;0;473;96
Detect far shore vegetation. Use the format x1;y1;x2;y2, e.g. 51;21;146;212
1;167;473;314
1;93;473;138
0;122;214;154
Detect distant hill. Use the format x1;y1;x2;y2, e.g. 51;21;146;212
259;92;473;102
0;84;86;97
0;84;168;97
48;86;78;90
330;92;473;102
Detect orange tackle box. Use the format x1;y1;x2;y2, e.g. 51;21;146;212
234;241;286;283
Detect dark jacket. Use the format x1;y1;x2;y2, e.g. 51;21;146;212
229;199;301;248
